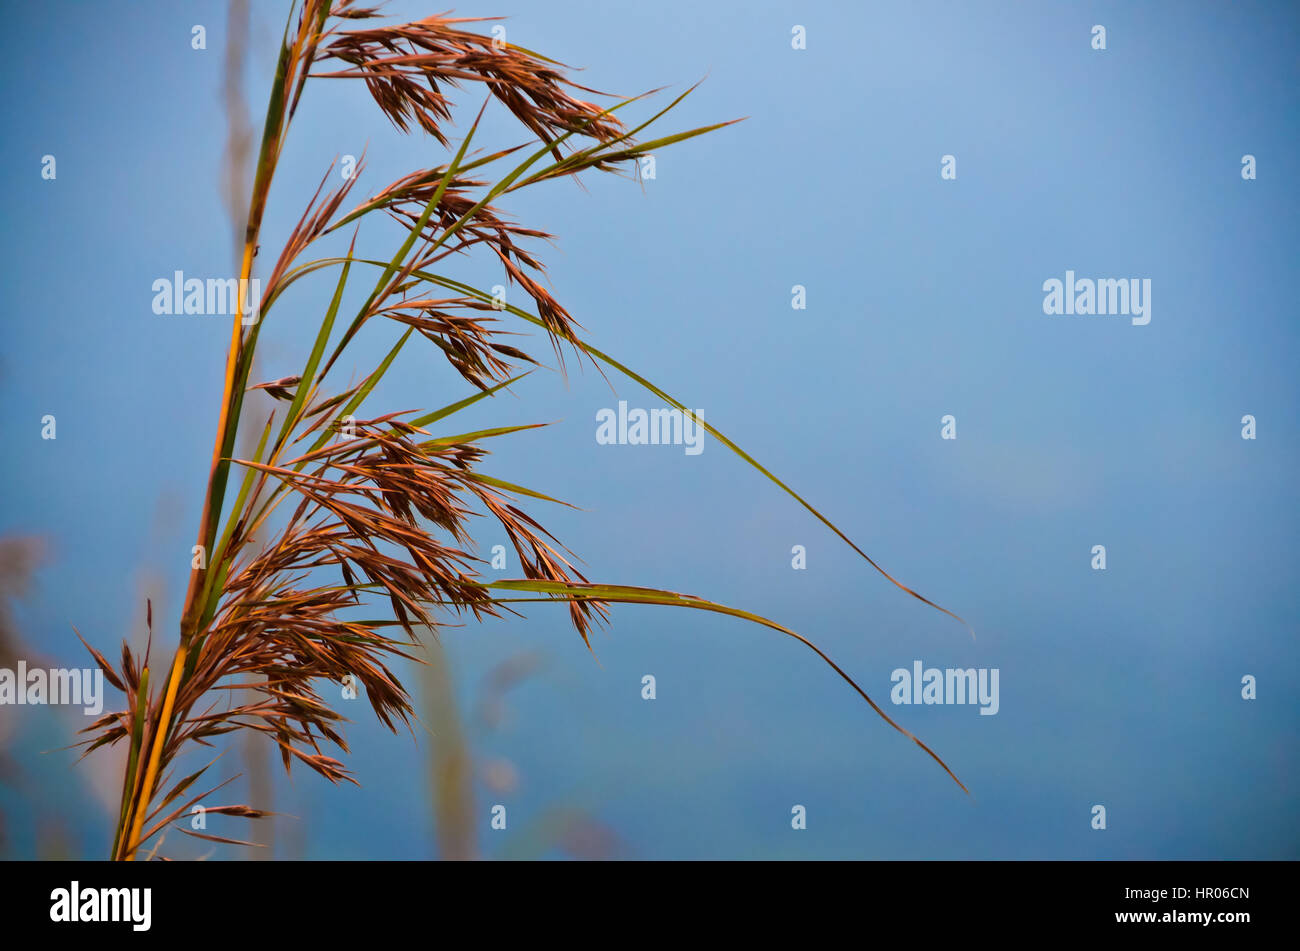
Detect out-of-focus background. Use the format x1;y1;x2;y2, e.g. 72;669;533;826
0;0;1296;859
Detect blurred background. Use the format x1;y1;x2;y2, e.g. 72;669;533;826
0;0;1296;859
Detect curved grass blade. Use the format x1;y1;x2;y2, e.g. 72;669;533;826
481;578;968;793
342;260;976;638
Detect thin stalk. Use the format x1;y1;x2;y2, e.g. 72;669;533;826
118;14;302;861
109;667;149;860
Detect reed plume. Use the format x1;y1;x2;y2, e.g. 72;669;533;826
80;1;971;860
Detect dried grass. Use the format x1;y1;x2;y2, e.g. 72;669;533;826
79;1;970;861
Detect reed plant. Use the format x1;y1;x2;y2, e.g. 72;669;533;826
78;1;971;861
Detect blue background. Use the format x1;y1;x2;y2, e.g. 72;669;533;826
0;0;1296;859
